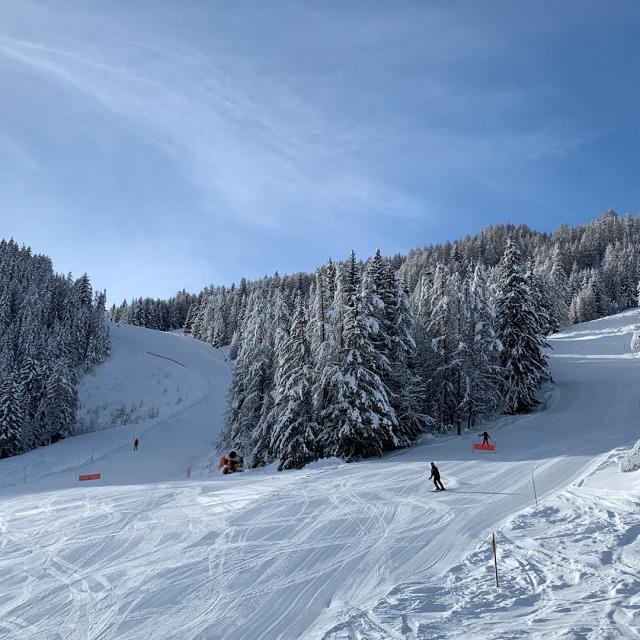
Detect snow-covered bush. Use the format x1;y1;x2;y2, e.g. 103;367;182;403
630;328;640;352
619;438;640;473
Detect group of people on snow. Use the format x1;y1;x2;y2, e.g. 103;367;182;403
428;432;493;491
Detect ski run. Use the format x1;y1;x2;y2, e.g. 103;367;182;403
0;311;639;640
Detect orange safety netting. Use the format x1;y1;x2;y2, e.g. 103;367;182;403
473;442;496;452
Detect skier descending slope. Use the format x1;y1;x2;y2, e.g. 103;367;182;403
429;462;446;491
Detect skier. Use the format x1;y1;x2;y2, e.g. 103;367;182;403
480;431;492;446
133;438;139;451
429;462;446;491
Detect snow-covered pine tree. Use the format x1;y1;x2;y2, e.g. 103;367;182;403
183;301;198;335
251;281;291;467
42;362;78;442
270;292;316;470
0;372;24;458
309;264;340;450
219;291;273;464
17;352;45;449
318;253;399;460
85;291;110;370
422;265;465;432
459;264;502;428
495;239;551;414
228;293;247;361
212;292;229;347
547;248;570;329
387;272;428;441
526;264;556;336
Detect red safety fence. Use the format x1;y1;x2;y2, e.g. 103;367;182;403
473;442;496;452
78;473;101;481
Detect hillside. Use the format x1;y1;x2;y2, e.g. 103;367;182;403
0;312;638;639
0;323;230;492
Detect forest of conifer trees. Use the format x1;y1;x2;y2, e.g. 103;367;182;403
111;211;640;469
0;240;111;458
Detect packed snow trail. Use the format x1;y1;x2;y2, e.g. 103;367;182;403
0;312;638;639
409;451;640;639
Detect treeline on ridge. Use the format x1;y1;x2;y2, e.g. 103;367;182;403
110;211;640;469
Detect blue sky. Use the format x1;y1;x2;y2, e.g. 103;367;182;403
1;1;639;304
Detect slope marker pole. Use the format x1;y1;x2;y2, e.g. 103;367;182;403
531;471;539;507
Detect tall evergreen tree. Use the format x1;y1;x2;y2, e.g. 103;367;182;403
270;293;316;470
318;254;398;460
495;240;551;414
460;264;502;428
0;373;24;458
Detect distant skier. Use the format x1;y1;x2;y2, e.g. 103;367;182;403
133;438;139;451
480;431;492;446
429;462;446;491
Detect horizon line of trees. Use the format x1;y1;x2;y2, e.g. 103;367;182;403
108;210;640;470
113;210;640;344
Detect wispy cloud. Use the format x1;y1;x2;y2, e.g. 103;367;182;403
1;0;630;302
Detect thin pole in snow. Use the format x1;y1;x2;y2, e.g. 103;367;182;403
492;533;499;588
531;471;539;507
24;465;27;484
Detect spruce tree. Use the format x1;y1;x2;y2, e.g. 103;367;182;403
460;264;502;428
0;373;24;457
318;254;398;460
270;293;316;470
495;240;551;414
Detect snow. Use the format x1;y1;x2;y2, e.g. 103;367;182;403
619;438;640;473
1;311;639;639
406;454;640;639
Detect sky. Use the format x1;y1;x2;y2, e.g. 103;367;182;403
1;1;639;304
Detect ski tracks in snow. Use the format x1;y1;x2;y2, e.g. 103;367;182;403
1;312;639;639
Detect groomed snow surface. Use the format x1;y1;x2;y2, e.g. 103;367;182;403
1;314;639;639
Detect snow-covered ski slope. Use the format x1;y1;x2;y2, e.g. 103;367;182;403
0;323;231;492
0;312;638;639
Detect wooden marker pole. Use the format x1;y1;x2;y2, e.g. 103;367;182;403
492;533;499;588
531;471;539;507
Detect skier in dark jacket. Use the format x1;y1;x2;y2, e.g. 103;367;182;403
480;431;492;446
429;462;446;491
133;438;139;451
